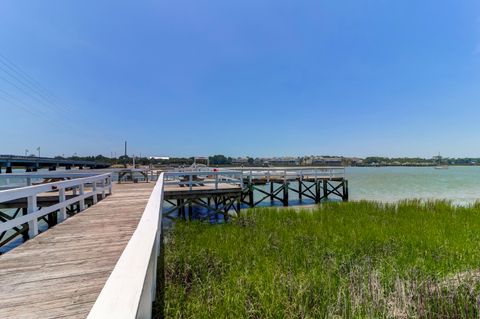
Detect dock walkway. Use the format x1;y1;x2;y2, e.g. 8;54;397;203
0;182;154;319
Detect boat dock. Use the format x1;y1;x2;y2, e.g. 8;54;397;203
0;167;348;318
163;167;348;220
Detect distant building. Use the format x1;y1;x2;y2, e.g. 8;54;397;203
231;157;249;165
348;157;363;166
194;157;209;166
264;157;300;166
311;157;343;166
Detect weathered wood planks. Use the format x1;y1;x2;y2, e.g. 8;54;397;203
0;182;155;319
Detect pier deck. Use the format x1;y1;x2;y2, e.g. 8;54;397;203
163;182;242;200
0;182;154;319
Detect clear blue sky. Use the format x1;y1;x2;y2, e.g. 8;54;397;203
1;0;480;158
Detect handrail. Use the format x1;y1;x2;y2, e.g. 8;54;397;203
163;171;244;190
88;173;165;319
229;166;345;171
232;167;345;181
0;173;112;238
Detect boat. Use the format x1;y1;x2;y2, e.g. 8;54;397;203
433;153;448;169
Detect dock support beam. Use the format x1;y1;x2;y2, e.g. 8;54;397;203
248;184;254;208
283;182;289;206
270;182;274;201
298;181;302;201
188;203;193;220
343;180;349;201
323;180;328;200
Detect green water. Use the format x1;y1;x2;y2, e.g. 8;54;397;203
347;166;480;205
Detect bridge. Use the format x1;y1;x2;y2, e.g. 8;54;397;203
0;167;347;318
0;155;110;173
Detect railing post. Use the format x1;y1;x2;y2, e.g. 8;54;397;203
27;194;38;238
108;176;112;194
101;179;106;199
299;171;303;201
189;174;193;191
215;174;218;189
58;188;67;222
92;181;98;204
79;183;85;211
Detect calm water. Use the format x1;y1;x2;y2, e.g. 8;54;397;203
346;166;480;205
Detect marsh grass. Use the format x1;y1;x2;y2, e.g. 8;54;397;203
164;200;480;318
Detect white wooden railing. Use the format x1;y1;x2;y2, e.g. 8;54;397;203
0;173;112;238
88;173;165;319
163;170;244;190
233;167;345;182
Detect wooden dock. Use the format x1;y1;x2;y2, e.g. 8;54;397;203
0;182;154;319
162;169;348;220
0;167;350;318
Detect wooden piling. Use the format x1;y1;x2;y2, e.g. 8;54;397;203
343;180;349;201
323;180;328;200
315;181;320;203
283;183;289;206
298;181;303;201
248;184;254;207
188;201;193;220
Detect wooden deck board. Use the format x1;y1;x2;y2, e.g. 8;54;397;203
0;182;155;319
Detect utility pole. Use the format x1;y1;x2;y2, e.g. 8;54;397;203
124;141;128;168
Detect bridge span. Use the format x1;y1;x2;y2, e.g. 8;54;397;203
0;155;110;173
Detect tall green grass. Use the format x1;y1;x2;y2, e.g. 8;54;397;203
164;201;480;318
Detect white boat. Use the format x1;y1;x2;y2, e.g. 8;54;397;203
433;153;448;169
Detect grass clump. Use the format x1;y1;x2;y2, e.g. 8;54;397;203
164;201;480;318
